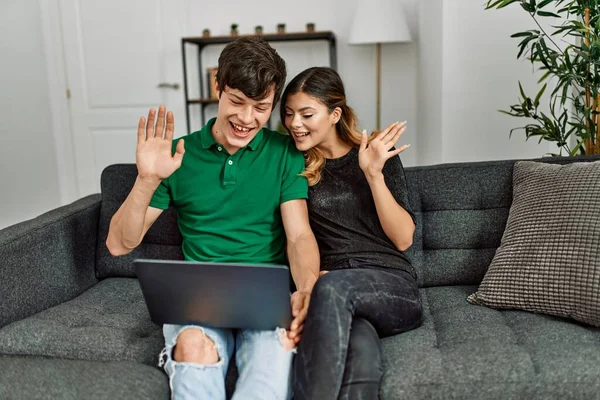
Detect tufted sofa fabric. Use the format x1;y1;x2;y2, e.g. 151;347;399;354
403;161;513;288
0;356;169;400
380;286;600;399
95;165;183;279
0;278;163;365
1;156;600;399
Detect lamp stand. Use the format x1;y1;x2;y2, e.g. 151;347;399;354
376;42;381;131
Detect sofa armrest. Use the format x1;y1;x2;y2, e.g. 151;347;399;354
0;195;101;327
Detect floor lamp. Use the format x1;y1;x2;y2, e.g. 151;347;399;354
349;0;412;130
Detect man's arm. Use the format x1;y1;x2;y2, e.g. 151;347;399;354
106;105;184;256
281;199;320;343
106;179;164;256
282;199;320;292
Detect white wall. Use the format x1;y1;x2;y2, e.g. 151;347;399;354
187;0;553;166
0;0;559;228
184;0;420;165
0;1;61;229
417;0;444;166
434;0;554;164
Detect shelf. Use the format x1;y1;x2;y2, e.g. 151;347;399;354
187;98;219;105
182;31;335;46
181;30;337;133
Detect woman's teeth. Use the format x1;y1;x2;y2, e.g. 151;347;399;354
294;132;310;137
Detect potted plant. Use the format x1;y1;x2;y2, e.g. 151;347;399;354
306;22;315;33
277;23;286;35
486;0;600;155
255;25;263;35
202;28;210;38
230;23;239;36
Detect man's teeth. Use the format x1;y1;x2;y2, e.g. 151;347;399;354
232;123;250;132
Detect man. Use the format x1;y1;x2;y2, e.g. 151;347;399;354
106;36;319;399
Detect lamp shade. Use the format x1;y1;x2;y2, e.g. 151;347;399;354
348;0;412;44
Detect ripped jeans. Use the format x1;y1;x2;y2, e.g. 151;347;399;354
159;324;294;400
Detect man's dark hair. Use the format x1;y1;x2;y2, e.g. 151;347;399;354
216;36;287;107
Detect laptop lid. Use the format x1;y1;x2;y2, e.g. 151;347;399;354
134;259;292;330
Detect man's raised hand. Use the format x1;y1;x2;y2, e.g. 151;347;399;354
136;105;185;183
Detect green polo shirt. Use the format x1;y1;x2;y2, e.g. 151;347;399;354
149;118;307;265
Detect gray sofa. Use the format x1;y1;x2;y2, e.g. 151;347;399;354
1;155;599;400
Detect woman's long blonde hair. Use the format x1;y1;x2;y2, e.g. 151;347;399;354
280;67;363;186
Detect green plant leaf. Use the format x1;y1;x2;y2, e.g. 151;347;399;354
537;11;561;17
488;0;599;155
521;1;535;12
511;31;535;37
534;83;548;106
538;0;555;7
537;70;552;83
485;0;508;8
519;81;528;100
569;140;586;155
499;0;522;8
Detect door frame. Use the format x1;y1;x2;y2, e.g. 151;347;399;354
39;0;79;204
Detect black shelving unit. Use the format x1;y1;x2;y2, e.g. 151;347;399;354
181;31;337;134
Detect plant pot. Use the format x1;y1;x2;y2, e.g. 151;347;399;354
306;23;315;33
277;24;286;34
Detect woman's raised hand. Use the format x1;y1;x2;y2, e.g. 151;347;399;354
358;121;409;180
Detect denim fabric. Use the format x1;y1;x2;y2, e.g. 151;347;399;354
160;324;294;400
294;260;423;400
338;318;383;400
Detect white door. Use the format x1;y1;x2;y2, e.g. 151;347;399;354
59;0;187;197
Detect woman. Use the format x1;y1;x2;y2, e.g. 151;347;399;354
281;67;423;400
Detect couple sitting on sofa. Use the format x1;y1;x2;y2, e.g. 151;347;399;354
106;36;423;400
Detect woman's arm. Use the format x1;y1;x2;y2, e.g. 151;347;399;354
359;122;415;251
366;168;415;251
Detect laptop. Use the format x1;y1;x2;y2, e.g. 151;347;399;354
134;259;292;330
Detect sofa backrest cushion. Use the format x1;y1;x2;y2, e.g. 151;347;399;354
96;164;183;278
96;156;600;281
403;161;512;287
404;155;600;288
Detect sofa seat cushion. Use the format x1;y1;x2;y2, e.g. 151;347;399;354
380;285;600;400
0;278;163;365
0;356;168;400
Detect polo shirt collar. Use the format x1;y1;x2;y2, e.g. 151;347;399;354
246;128;263;151
200;118;264;151
199;118;218;149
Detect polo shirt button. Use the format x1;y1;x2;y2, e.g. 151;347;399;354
228;160;233;165
217;146;222;151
